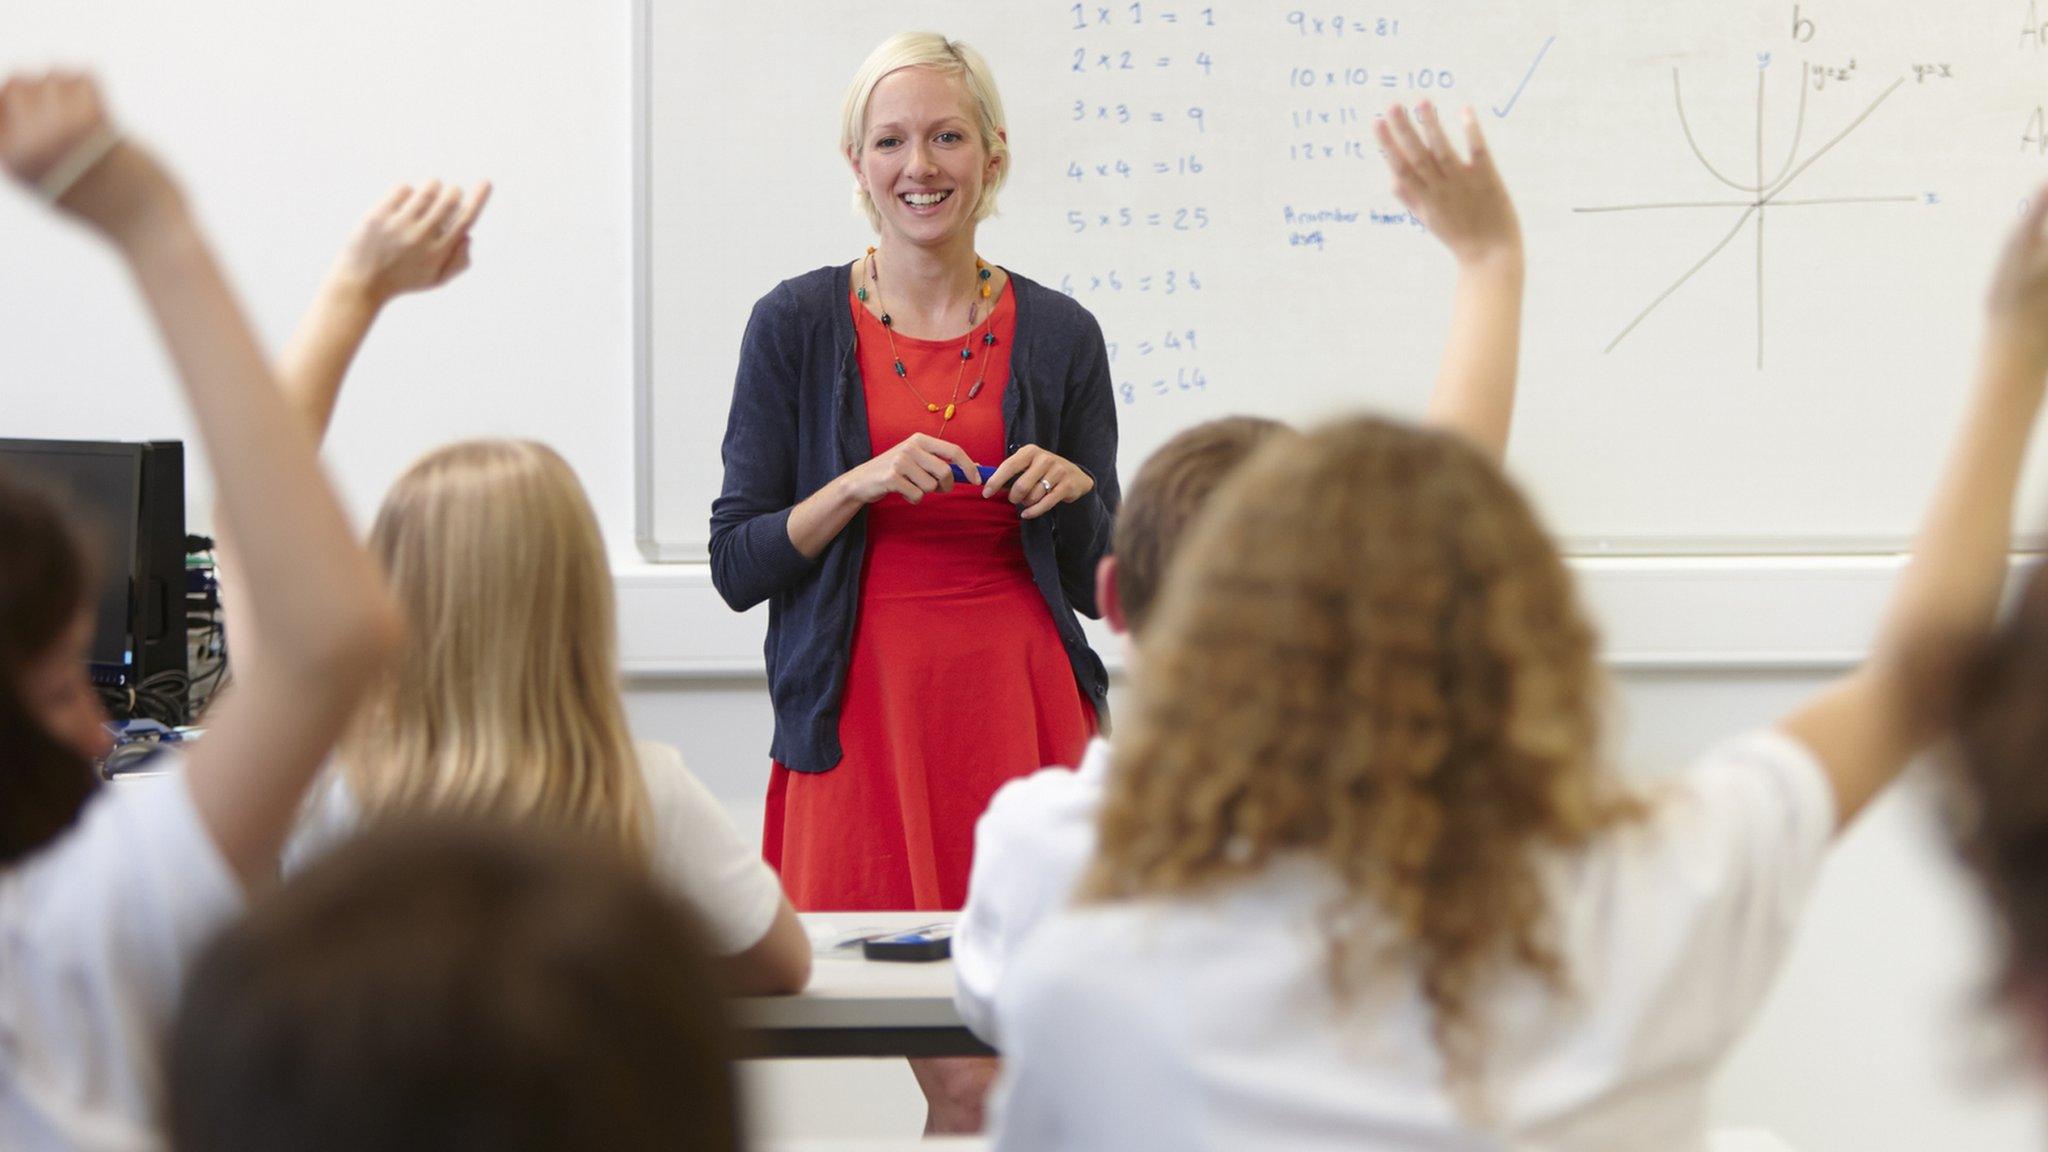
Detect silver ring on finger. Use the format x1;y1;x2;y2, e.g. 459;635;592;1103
1040;478;1053;493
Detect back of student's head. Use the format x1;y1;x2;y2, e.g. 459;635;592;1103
1951;566;2048;1023
1086;414;1637;1087
167;819;743;1152
343;439;650;857
0;468;101;864
1111;416;1293;639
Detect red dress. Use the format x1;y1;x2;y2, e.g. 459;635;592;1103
762;282;1098;911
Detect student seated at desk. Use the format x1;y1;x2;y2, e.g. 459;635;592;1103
0;73;400;1147
238;190;811;995
168;821;743;1152
952;98;1525;1047
986;175;2048;1150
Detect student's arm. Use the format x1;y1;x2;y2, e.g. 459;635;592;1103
1375;102;1524;463
275;180;490;439
724;899;812;996
215;182;488;686
0;74;400;887
1779;191;2048;831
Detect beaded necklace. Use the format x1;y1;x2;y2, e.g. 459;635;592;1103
859;246;999;431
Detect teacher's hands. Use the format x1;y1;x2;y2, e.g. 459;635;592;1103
983;444;1094;520
842;432;982;505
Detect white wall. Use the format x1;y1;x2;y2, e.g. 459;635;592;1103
4;3;2042;1148
1;0;641;549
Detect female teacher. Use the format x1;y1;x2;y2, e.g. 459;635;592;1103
710;32;1118;914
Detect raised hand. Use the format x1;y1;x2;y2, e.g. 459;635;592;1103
1986;188;2048;365
1778;182;2048;829
0;71;180;244
0;71;106;185
329;180;492;305
1376;102;1520;267
3;68;402;884
1374;100;1526;463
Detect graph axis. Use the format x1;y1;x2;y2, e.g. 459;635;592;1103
1575;64;1920;367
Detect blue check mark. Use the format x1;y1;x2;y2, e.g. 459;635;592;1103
1492;36;1556;119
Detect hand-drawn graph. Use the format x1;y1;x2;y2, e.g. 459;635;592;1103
1577;64;1918;367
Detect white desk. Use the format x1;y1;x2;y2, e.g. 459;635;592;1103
770;1131;991;1139
762;1136;1786;1152
735;912;993;1059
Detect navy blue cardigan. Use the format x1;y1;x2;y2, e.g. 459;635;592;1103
709;265;1119;774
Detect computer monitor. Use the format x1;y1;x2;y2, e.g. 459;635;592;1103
0;439;187;705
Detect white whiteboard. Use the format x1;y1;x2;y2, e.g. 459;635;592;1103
637;0;2048;560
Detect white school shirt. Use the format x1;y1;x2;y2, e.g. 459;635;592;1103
991;730;1837;1152
953;736;1111;1044
286;741;784;956
0;757;243;1152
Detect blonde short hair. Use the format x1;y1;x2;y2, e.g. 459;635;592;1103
839;32;1010;232
341;440;651;860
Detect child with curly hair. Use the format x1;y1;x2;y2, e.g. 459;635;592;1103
989;162;2048;1152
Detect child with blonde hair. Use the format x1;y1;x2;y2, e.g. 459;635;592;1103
247;186;809;993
